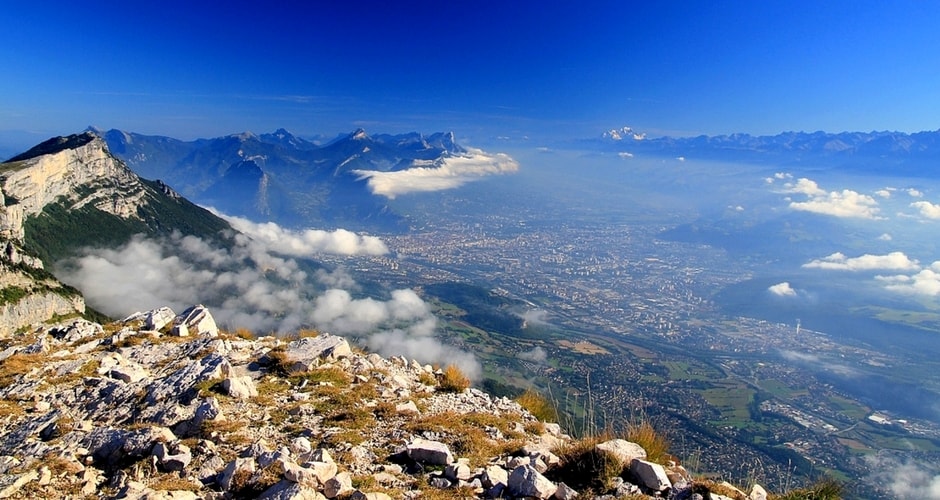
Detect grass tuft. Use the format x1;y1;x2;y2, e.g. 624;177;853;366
515;389;558;422
438;365;470;393
625;420;670;464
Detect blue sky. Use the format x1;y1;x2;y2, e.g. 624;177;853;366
2;1;939;144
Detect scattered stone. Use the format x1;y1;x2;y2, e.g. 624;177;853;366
749;483;768;500
258;479;325;500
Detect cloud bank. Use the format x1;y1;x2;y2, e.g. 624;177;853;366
56;228;481;379
867;455;940;499
878;262;940;297
353;148;519;198
781;178;881;219
223;214;389;256
803;251;920;272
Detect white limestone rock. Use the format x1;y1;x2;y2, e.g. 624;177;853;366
630;458;672;492
258;479;326;500
283;335;352;372
323;471;354;499
507;464;556;499
172;304;218;337
406;438;453;465
596;439;647;465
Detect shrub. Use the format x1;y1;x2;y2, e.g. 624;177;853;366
438;365;470;393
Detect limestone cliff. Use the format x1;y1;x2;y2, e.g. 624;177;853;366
0;132;231;335
0;132;145;241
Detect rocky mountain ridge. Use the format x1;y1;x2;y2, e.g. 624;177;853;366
0;304;777;500
0;133;231;335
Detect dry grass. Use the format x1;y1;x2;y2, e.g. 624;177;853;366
625;420;671;464
418;371;437;387
770;477;843;500
438;365;470;393
515;389;558;422
548;433;624;493
404;411;527;466
149;474;202;492
0;352;46;387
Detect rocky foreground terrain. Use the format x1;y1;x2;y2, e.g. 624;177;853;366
0;303;778;500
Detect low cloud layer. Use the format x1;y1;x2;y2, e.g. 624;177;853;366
867;455;940;499
779;177;881;219
56;227;481;379
803;251;920;272
353;148;519;198
223;214;389;256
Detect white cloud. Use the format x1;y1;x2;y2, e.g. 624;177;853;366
911;201;940;220
875;189;892;198
803;251;920;272
908;188;924;198
866;455;940;500
353;148;519;199
880;262;940;297
518;346;548;363
878;233;893;241
775;172;792;180
779;350;858;377
222;214;389;256
781;178;881;219
56;229;481;380
617;152;634;159
768;282;797;297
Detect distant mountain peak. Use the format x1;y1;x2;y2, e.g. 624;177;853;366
350;128;369;141
603;126;646;141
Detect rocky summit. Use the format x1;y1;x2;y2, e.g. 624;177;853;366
0;305;773;500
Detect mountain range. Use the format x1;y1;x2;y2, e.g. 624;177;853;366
92;127;472;231
592;127;940;175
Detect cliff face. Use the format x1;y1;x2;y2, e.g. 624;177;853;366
0;132;145;241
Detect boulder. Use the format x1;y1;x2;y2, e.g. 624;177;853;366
596;439;647;464
172;305;218;337
749;484;768;500
507;464;556;499
481;465;508;489
219;457;256;492
406;438;453;465
284;335;352;372
222;376;258;399
323;471;354;498
630;459;672;492
152;441;192;472
258;479;325;500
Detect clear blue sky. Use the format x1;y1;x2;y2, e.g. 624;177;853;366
2;1;939;143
